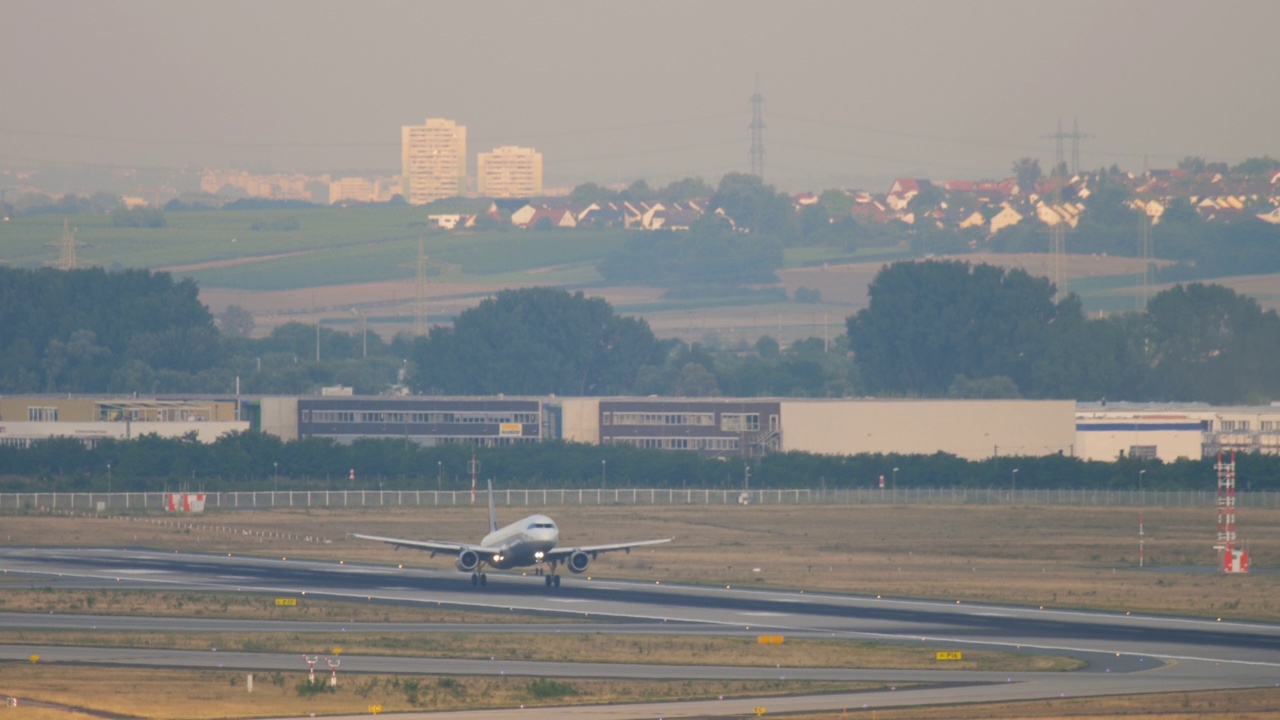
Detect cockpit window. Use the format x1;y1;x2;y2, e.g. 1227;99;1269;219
528;522;556;529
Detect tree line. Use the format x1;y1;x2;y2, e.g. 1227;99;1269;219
2;431;1274;494
5;264;1280;404
848;261;1280;404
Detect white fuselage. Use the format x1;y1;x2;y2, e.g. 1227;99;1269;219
478;513;559;570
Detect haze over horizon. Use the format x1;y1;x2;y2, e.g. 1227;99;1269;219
3;0;1278;194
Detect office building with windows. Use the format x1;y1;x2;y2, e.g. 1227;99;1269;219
401;118;467;204
477;146;543;198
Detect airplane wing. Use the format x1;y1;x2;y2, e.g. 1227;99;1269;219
348;533;489;557
544;537;673;561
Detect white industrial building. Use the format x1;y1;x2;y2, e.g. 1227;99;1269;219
7;394;1280;462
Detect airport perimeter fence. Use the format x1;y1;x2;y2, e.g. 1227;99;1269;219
2;487;1279;512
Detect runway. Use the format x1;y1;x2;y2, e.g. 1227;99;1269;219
2;546;1279;718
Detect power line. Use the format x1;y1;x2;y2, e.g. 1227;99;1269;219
551;139;740;166
0;111;743;151
771;113;1050;154
749;76;765;180
769;139;1004;176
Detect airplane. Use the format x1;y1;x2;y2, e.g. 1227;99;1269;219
351;480;673;588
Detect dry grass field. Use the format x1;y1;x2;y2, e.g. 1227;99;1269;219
0;664;875;719
3;503;1278;718
4;503;1274;620
0;628;1076;673
3;667;1276;720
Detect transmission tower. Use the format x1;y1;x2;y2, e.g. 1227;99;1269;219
749;75;765;180
1138;209;1153;311
1044;120;1065;174
1070;118;1091;176
47;218;87;270
1042;118;1092;176
1050;214;1067;301
415;236;428;337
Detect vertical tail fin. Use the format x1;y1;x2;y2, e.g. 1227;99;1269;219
487;479;499;534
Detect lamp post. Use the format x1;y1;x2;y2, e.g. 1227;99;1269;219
273;461;278;493
438;461;443;491
602;460;607;489
1012;468;1019;498
1139;469;1146;499
891;467;898;488
106;462;111;495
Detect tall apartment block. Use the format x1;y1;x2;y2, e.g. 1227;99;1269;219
401;118;467;204
477;145;543;198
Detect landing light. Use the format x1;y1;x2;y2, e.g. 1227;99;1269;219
534;551;544;560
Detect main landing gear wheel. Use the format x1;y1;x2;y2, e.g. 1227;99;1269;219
545;574;560;588
471;573;487;587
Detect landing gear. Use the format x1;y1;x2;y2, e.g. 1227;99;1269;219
543;561;561;589
471;572;487;587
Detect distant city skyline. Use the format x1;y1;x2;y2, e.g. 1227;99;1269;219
2;1;1278;193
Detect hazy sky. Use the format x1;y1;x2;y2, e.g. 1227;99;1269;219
3;0;1278;192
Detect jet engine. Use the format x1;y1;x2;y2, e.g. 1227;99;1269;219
567;550;591;574
455;550;480;573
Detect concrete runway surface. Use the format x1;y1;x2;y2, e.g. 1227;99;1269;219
1;547;1278;718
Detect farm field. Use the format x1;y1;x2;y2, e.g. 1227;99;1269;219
10;209;1279;346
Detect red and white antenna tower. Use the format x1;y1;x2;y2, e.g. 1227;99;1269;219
1215;451;1248;573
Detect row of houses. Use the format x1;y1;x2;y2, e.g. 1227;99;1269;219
426;200;711;232
417;167;1280;236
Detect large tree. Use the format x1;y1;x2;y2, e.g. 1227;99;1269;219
1144;283;1280;403
598;215;783;286
1012;158;1042;193
847;261;1062;396
709;172;798;240
411;288;663;395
